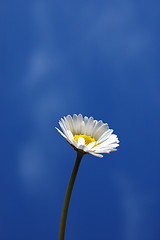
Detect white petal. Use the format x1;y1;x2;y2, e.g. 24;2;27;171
93;123;109;140
102;134;119;145
87;142;96;150
78;137;85;146
63;117;71;131
60;118;69;132
66;115;74;133
65;134;75;146
94;136;119;151
84;116;88;124
95;148;117;153
80;121;85;134
91;120;103;137
55;127;66;138
71;139;79;148
88;151;103;158
96;129;113;144
59;121;68;135
78;145;86;151
97;143;119;151
84;117;95;135
66;130;74;141
77;114;83;134
73;114;78;134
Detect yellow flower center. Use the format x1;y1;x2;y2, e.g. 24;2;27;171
74;134;96;145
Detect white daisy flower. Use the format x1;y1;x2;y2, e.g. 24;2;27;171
56;114;119;158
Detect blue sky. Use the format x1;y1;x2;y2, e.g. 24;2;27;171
1;0;160;240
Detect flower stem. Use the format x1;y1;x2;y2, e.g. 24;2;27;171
58;152;83;240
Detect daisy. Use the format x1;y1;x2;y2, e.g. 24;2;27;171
56;114;119;240
56;114;119;158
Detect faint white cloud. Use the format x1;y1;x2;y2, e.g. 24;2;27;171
84;0;154;65
18;142;48;192
18;1;82;194
111;171;157;240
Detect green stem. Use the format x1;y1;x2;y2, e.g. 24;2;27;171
59;152;83;240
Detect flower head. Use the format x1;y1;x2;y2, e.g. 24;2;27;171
56;114;119;158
